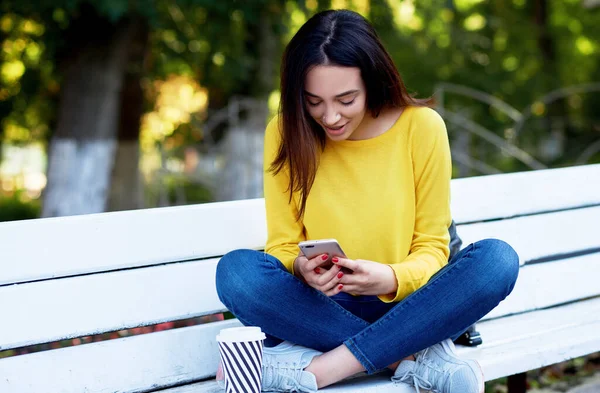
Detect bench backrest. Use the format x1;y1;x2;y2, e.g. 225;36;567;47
1;163;599;393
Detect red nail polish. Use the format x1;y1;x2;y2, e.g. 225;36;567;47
337;272;344;279
332;257;339;263
338;284;343;290
315;267;321;274
321;254;328;261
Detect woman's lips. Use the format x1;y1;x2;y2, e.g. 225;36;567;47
324;123;347;136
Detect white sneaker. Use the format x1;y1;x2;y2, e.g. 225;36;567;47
261;341;321;392
392;339;484;393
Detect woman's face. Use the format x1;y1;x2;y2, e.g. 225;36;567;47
304;65;368;141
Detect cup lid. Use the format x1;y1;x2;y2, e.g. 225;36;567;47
217;326;266;342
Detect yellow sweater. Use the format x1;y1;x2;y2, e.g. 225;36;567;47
263;106;452;303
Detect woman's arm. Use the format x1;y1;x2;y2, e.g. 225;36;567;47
380;108;452;302
263;116;306;273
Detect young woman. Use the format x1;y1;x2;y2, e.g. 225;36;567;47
216;9;519;393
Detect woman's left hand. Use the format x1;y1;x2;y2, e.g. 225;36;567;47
332;257;398;296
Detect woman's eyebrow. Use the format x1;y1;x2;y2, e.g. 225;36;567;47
304;89;359;98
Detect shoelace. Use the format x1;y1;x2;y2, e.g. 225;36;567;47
393;349;446;393
394;371;437;393
262;361;303;391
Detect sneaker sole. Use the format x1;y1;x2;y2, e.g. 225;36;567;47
441;340;485;393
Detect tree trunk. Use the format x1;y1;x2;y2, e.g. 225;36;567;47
216;8;277;201
42;10;145;217
108;22;149;212
532;0;566;162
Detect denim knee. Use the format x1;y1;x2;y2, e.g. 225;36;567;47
215;249;263;310
476;238;520;300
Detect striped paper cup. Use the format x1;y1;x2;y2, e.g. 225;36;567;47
216;327;266;393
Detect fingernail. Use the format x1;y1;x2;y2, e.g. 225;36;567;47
338;284;343;290
337;272;344;279
321;254;328;261
315;267;321;274
332;257;339;263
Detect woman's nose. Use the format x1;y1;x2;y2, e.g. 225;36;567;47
322;110;341;125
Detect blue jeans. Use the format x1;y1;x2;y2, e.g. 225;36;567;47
216;239;519;374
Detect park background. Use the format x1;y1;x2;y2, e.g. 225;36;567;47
0;0;599;391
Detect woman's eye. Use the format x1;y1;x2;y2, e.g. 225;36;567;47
307;101;321;107
341;99;355;106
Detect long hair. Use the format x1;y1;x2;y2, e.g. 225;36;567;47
271;9;433;220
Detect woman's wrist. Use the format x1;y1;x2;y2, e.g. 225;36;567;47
380;265;398;296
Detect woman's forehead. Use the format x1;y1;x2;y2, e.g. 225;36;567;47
305;65;363;97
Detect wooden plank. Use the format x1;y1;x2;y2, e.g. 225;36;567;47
156;375;414;393
0;198;267;286
482;253;600;320
0;319;242;393
2;294;598;393
2;165;598;286
158;298;600;393
451;163;600;224
457;206;600;265
457;297;600;381
0;258;225;351
3;248;598;351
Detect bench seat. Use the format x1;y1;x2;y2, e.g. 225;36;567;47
1;164;599;393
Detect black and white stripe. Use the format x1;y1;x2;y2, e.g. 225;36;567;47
218;340;264;393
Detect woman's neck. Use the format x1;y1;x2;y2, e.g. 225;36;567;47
348;106;404;141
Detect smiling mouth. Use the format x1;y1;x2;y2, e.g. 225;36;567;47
324;123;347;130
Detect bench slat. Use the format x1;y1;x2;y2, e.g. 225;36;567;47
2;165;598;287
451;163;600;224
0;258;223;351
0;198;266;286
3;249;598;350
484;253;600;320
458;296;600;381
458;205;600;265
0;319;242;393
159;375;414;393
155;297;600;393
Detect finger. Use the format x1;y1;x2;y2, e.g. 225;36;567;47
324;283;345;297
319;268;345;291
339;284;364;295
332;257;360;272
306;254;330;271
338;272;361;285
316;263;341;286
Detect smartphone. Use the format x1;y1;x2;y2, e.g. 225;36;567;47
298;239;347;269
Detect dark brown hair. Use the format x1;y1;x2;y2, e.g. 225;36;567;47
271;9;433;220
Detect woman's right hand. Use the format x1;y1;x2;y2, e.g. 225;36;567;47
294;254;345;296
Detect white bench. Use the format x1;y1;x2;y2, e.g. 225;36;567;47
1;164;599;393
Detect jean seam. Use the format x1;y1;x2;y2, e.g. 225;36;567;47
344;339;377;374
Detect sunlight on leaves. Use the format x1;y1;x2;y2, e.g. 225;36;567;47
351;0;370;16
386;0;422;31
140;75;208;153
331;0;349;9
0;14;14;33
503;56;519;72
454;0;486;12
305;0;318;12
532;101;546;116
1;60;25;83
463;13;486;31
20;20;45;36
576;37;595;55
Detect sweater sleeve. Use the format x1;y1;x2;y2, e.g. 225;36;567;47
380;108;452;303
263;116;305;273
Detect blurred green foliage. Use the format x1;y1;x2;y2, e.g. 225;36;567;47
0;191;40;221
0;0;599;196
